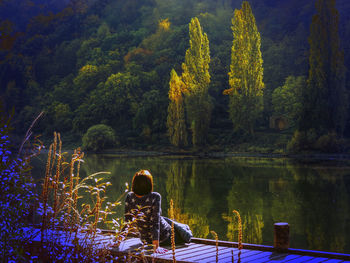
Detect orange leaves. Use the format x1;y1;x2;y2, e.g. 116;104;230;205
223;88;234;96
123;47;153;64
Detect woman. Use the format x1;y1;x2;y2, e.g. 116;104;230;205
124;170;171;253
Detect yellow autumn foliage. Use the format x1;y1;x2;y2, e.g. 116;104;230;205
158;18;171;31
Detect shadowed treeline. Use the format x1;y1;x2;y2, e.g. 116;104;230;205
1;0;350;152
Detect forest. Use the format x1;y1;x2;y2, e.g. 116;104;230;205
1;0;350;153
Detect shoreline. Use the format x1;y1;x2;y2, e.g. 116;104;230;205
86;148;350;161
24;142;350;161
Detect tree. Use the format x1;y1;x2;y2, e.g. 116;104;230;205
272;76;305;125
167;69;188;147
299;0;347;136
73;71;140;133
224;1;264;135
182;17;212;147
82;124;116;152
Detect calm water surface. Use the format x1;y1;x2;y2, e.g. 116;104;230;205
34;154;350;253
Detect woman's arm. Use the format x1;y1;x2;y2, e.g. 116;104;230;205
124;192;132;222
150;193;161;247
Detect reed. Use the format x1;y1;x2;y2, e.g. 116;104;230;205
210;230;219;263
233;210;242;263
36;132;128;261
53;133;62;219
170;199;176;263
232;210;243;250
40;142;53;243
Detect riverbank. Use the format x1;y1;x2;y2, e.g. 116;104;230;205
13;129;350;161
95;148;350;162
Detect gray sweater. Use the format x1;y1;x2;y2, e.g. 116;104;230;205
124;192;171;244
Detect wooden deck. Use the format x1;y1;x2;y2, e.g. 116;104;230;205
24;228;350;262
109;236;350;262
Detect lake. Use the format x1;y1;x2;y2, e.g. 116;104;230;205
32;153;350;253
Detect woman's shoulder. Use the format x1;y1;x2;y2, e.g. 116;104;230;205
126;191;135;199
150;192;161;197
149;192;161;201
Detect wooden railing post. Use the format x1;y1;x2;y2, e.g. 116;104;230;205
274;222;289;250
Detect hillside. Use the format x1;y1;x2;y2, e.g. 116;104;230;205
1;0;349;152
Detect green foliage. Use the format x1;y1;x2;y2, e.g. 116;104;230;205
73;71;139;134
134;89;166;138
225;1;264;135
314;132;343;153
44;102;73;134
300;0;347;135
287;129;343;153
272;76;305;124
2;0;350;153
82;124;116;152
73;64;107;93
287;130;307;153
182;17;212;147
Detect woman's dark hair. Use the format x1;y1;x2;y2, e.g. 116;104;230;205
131;170;153;195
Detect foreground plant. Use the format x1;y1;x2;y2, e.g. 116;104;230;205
210;230;219;263
0;112;42;261
233;210;243;263
169;199;176;263
36;132;129;262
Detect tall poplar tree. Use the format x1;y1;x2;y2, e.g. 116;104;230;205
224;1;264;135
167;69;188;147
182;17;212;147
300;0;347;135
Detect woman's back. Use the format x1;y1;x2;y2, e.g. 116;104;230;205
125;191;171;244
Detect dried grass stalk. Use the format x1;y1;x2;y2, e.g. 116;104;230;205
233;210;242;263
170;199;176;263
210;230;219;263
233;210;242;250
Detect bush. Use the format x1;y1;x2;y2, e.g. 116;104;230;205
287;130;306;153
0;125;37;261
287;130;343;153
314;132;342;153
82;124;116;152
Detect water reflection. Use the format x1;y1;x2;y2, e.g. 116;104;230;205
62;154;350;253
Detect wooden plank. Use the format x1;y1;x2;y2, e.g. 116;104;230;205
158;246;211;261
283;255;317;262
246;252;300;263
201;248;260;263
211;249;266;263
321;260;346;263
261;253;300;262
154;243;206;260
191;237;275;252
144;255;193;263
287;248;350;260
241;251;277;262
178;246;232;262
262;254;304;263
307;258;333;263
